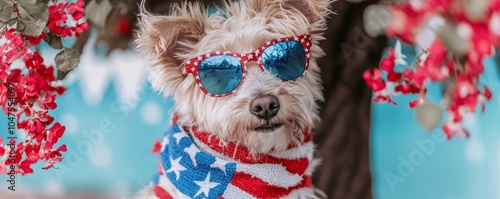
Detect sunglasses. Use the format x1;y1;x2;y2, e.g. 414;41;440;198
182;34;312;97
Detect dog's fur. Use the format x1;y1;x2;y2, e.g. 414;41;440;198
135;0;331;197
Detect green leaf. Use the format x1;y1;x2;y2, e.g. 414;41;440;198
0;0;13;7
16;3;35;23
44;32;64;49
0;18;18;28
363;4;392;37
17;0;36;6
0;17;17;29
437;24;470;56
464;0;489;22
57;70;69;81
16;2;48;36
55;48;81;72
85;0;113;28
0;0;15;23
6;18;18;26
19;1;48;17
415;102;443;132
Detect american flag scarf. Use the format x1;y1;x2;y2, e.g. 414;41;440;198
151;119;315;199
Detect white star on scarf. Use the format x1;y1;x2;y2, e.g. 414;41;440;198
210;158;227;175
166;156;186;180
184;144;200;166
194;172;219;197
160;136;169;152
173;132;188;145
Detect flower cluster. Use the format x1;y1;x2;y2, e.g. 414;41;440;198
364;0;499;139
0;0;88;175
48;0;88;37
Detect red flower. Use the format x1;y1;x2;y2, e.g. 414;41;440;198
19;154;39;175
1;29;26;64
18;118;45;140
24;51;45;70
47;1;89;37
373;95;397;105
363;68;386;92
0;0;88;176
41;144;66;170
24;143;41;156
380;48;403;82
0;138;5;155
68;0;85;20
40;94;57;110
26;31;47;46
409;99;420;108
387;3;431;43
484;86;492;100
443;121;470;140
46;123;66;150
387;71;402;82
16;75;39;101
403;68;426;89
74;22;89;37
380;57;395;72
366;0;499;140
152;140;162;154
117;18;133;37
421;39;449;81
394;83;414;94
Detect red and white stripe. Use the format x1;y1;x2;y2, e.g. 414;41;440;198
191;127;315;199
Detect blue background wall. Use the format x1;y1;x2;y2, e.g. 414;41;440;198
372;40;500;199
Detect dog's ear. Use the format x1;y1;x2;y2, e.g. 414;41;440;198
135;2;206;96
135;3;206;66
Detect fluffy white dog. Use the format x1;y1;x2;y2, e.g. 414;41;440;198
135;0;331;198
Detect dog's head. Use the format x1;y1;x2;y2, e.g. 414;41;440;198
136;0;330;155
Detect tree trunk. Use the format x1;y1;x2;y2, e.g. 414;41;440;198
312;1;387;199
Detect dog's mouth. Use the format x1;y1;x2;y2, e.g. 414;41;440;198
254;123;283;133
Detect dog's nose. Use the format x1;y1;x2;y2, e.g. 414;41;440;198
250;94;280;120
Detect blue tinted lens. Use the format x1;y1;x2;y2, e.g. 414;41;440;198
261;41;306;81
198;55;242;95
